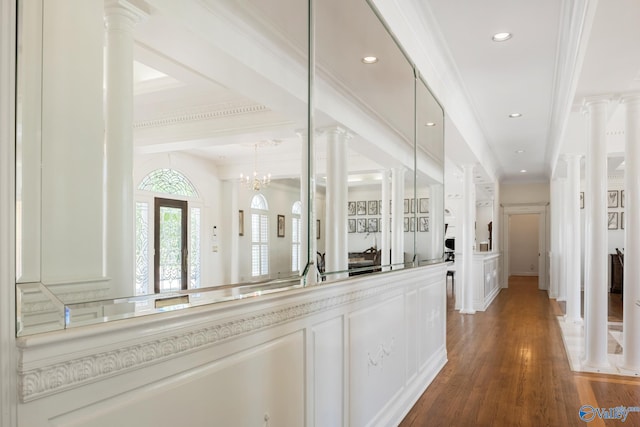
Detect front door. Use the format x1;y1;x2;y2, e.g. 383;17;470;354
154;198;188;293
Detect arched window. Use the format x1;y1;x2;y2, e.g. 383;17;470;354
138;168;198;197
291;201;302;272
251;194;269;277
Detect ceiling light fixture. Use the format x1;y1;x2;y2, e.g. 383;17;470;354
492;32;512;42
362;56;378;64
240;143;271;191
515;149;525;154
520;169;527;173
425;122;436;127
509;113;522;118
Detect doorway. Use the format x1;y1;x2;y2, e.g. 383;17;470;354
154;198;188;293
502;204;548;290
508;214;540;279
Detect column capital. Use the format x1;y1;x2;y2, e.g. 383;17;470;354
316;125;354;141
105;0;148;27
582;95;611;109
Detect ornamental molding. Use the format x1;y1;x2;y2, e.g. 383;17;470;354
17;274;428;402
133;102;270;130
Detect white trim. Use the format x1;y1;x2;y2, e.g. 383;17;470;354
502;204;549;290
0;0;17;423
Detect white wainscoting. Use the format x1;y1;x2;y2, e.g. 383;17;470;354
16;264;447;427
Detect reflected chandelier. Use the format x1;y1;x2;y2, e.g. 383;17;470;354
240;143;271;191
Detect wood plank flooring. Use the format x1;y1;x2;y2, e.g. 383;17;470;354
400;276;640;427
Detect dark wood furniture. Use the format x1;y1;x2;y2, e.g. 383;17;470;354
610;249;623;294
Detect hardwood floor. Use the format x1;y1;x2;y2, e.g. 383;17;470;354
400;276;640;427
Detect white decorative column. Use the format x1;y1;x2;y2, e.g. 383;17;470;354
104;1;146;297
381;170;391;270
325;127;351;278
564;154;582;323
556;175;567;302
460;164;476;314
429;184;444;259
298;129;317;285
549;177;561;299
391;168;405;267
622;93;640;372
583;98;609;368
229;180;240;284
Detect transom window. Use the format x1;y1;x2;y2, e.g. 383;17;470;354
138;168;198;197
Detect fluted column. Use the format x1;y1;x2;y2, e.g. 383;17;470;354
564;154;582;323
325;127;351;278
460;164;476;314
583;97;609;368
556;175;567;301
381;170;391;270
229;180;240;283
104;0;147;297
622;93;640;372
391;168;405;267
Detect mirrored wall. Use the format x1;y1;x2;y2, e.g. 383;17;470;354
15;0;444;335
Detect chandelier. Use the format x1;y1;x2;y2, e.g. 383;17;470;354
240;143;271;191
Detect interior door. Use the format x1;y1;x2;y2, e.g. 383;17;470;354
154;198;188;293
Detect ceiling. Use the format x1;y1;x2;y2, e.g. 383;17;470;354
418;0;640;184
130;0;640;190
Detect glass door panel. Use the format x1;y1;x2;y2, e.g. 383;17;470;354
154;198;188;293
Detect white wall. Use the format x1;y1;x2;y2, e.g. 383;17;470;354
509;214;539;276
501;182;550;204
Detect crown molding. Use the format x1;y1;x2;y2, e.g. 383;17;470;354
133;102;270;129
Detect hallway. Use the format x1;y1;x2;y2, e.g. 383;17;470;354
400;276;640;426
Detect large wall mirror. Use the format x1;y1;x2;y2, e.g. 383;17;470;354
15;0;444;336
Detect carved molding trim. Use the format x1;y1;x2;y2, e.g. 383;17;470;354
18;276;415;402
367;337;395;374
133;102;270;129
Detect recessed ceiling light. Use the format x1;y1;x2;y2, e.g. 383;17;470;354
509;113;522;118
425;122;436;127
515;149;525;154
492;32;512;42
520;169;527;173
362;56;378;64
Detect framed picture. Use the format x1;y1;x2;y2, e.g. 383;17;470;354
238;210;244;236
277;214;285;238
348;201;356;216
608;190;619;208
368;218;378;233
409;217;415;232
621;212;625;230
316;219;321;239
580;192;584;209
403;199;409;214
608;212;618;230
419;198;429;213
368;200;378;215
357;201;367;215
348;219;356;233
403;217;409;232
410;198;415;213
621;190;625;208
378;200;383;214
357;218;367;233
418;216;429;232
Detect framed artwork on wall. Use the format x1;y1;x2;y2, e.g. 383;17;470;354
368;200;378;215
357;218;367;233
608;212;618;230
348;219;356;233
277;214;285;237
348;201;356;216
418;217;429;232
580;192;584;209
357;201;367;215
368;218;378;233
316;219;321;239
403;217;409;232
621;190;625;208
403;199;409;214
239;210;244;236
621;212;625;230
608;190;618;208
